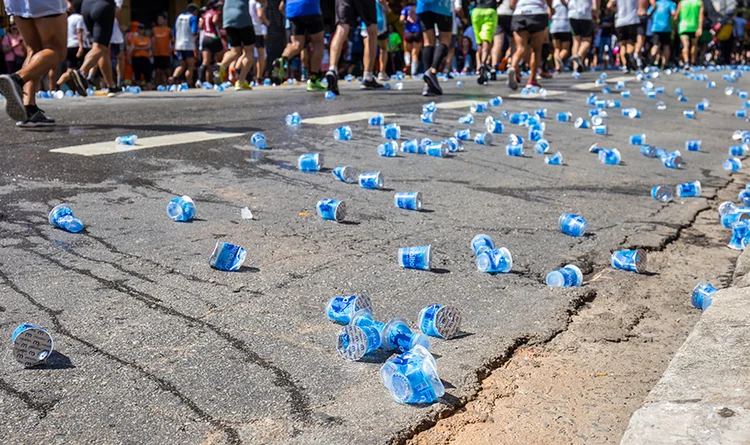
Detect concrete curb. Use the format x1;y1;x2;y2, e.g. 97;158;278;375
620;250;750;445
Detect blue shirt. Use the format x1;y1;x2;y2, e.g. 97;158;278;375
417;0;452;18
286;0;322;19
650;0;676;33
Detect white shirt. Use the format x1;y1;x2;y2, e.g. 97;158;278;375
175;12;197;51
497;0;514;16
613;0;639;27
513;0;548;15
110;0;124;44
550;0;570;32
67;13;90;48
567;0;593;20
249;0;268;35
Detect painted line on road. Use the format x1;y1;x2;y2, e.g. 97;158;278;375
302;111;396;125
572;75;635;90
508;90;566;99
49;131;244;156
435;100;476;110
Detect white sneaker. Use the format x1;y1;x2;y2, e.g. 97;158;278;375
377;72;389;81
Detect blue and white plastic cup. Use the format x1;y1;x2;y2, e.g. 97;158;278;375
629;134;646;145
378;141;398;157
591;115;604;126
546;264;583;287
48;204;84;233
489;96;503;107
333;165;358;183
368;114;385;125
593;125;608;135
724;158;742;172
476;247;512;273
556;112;572;122
380;344;444;404
508;134;523;146
421;111;435;124
728;221;750;250
422;102;436;113
455;129;471;141
730;145;747;156
545;152;563;165
418;304;462;339
506;144;524;156
662;153;684;169
394;192;422;211
298;153;323;171
337;321;384;361
685;140;701;151
286;112;302;127
334;126;353;141
401;139;419;153
651;185;674;202
641;145;657;157
691;282;717;311
471;234;494;255
208;241;247;271
559;213;588;237
574;117;590;129
683;110;695;119
534;139;550;154
317;199;346;222
167;196;196;222
599;148;621;165
611;249;647;273
382;123;401;140
426;142;448;157
474;132;492;145
398;245;432;270
382;318;431;353
528;128;543;142
418;139;432;154
12;324;53;367
470;102;488;113
445;137;463;152
115;134;137;145
359;172;383;189
326;295;373;324
736;110;748;118
459;114;475;124
676;180;702;198
251;132;267;149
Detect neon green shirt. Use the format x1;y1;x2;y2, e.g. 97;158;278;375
678;0;701;34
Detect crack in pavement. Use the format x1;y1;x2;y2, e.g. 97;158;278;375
0;378;60;419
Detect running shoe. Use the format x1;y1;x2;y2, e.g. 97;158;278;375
499;57;509;72
422;85;437;96
325;70;340;95
477;64;488;85
423;70;443;95
69;69;89;97
107;86;123;97
573;55;585;73
377;72;389;81
507;67;519;90
16;108;55;128
361;78;384;90
217;64;228;83
555;56;564;72
235;80;252;91
271;57;286;85
0;73;27;122
195;80;203;88
306;78;326;91
527;79;542;88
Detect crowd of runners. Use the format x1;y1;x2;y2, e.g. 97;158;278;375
0;0;748;126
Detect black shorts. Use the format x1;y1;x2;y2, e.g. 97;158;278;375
131;56;152;82
110;43;122;57
255;34;265;48
511;14;548;35
569;18;594;38
81;0;115;46
176;50;195;61
202;36;223;53
616;24;638;43
377;31;387;40
652;31;671;46
404;32;422;43
680;31;696;39
419;11;452;33
65;47;83;69
289;14;324;36
497;14;513;35
552;32;572;42
153;56;171;70
336;0;377;27
637;15;648;36
225;26;255;47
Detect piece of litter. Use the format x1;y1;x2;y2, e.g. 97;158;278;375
595;372;607;377
241;207;253;220
298;211;310;217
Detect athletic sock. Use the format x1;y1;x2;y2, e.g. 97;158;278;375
422;46;435;74
364;71;374;81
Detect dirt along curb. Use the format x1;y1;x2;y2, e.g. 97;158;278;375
403;174;747;444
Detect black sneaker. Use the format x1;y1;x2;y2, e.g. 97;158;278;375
574;55;585;73
361;78;384;90
107;86;123;98
16;108;55;128
422;85;437;96
490;69;497;81
0;73;27;122
270;57;285;85
325;70;339;95
69;69;89;97
477;65;488;85
445;71;454;79
423;70;442;95
507;67;519;90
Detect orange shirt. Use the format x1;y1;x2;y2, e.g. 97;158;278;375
152;26;171;57
131;34;151;58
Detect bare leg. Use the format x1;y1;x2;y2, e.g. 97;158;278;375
528;31;545;84
238;46;254;82
309;32;324;73
328;23;351;73
256;46;266;80
363;23;377;74
97;49;116;88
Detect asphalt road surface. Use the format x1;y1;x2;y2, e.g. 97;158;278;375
1;69;748;445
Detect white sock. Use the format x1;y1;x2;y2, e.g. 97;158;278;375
404;53;411;67
411;64;418;76
364;71;373;81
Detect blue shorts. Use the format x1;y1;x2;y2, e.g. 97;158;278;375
5;0;66;18
176;50;195;61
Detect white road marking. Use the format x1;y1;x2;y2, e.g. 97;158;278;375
302;111;396;125
50;131;244;156
508;90;566;99
572;75;636;90
435;100;477;109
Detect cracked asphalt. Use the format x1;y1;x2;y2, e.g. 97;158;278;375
0;70;748;445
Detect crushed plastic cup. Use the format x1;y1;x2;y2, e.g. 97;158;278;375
115;134;137;146
325;91;336;100
598;148;621;165
641;145;657;158
394;192;422;210
167;196;196;222
445;137;463;152
559;213;587;237
730;145;748;156
418;304;462;339
591;115;604;126
398;245;432;270
334;126;352;141
651;185;674;202
508;134;524;146
317;199;346;222
534;139;550;154
401;139;419;153
382;123;401;140
326;295;373;324
474;132;492;145
546;264;583;287
485;117;503;133
685;140;701;151
676;180;702;197
455;129;471;141
208;241;246;271
489;96;503;107
368;114;385;125
476;247;513;273
298;153;323;171
535;108;547;118
418;139;433;154
12;324;53;367
691;282;717;311
380;345;444;404
574;118;590;129
48;204;84;233
629;134;646;145
662;152;684;169
724;158;742;172
333;165;358;183
286;112;302;127
422;102;436;113
728;221;750;250
545;152;563;165
611;249;647;273
471;234;494;255
359;172;383;189
506;144;524;156
459;114;475;124
470;102;488;113
656;101;667;110
737;110;748;118
251;132;267;149
378;141;398;157
420;111;435;124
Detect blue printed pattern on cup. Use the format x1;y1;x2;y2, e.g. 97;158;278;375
48;204;84;233
209;241;247;271
317;199;346;222
398;245;432;270
167;196;196;222
476;247;513;273
394;192;422;211
559;213;588;237
359;172;383;189
691;282;717;311
298;153;323;171
379;345;444;404
611;249;647;273
12;324;53;367
418;304;462;339
326;295;373;324
546;264;583;287
471;234;494;255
